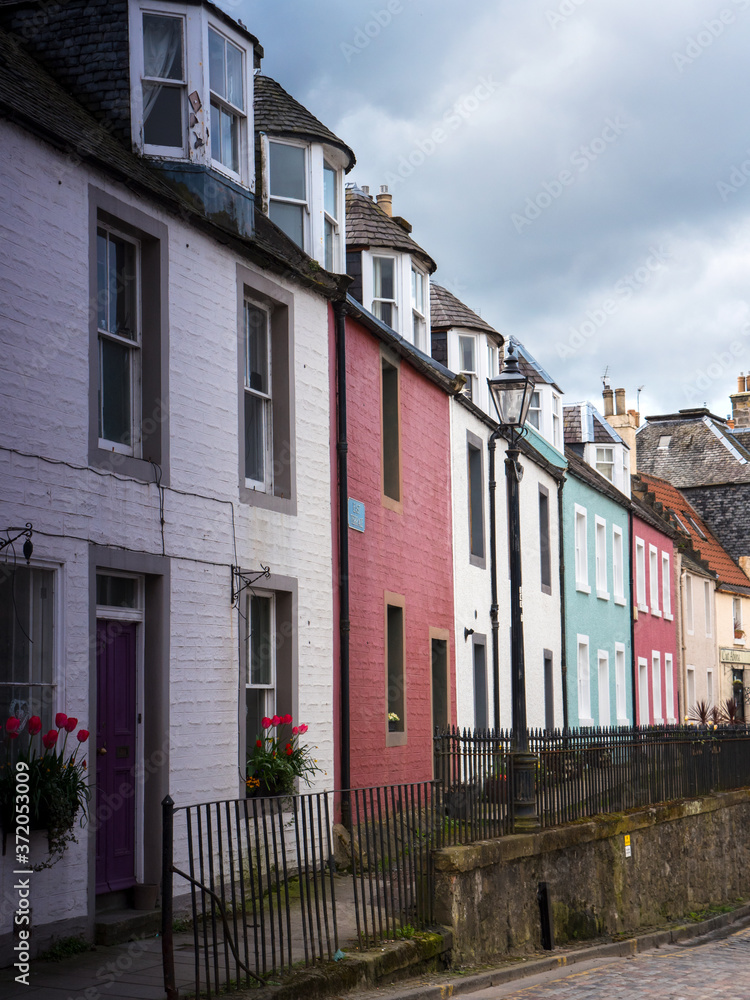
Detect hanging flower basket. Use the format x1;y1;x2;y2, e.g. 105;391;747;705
0;713;90;869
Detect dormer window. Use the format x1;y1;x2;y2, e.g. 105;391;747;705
411;266;426;351
324;162;339;270
596;446;614;482
142;12;186;154
269;141;307;247
208;27;245;175
552;393;562;450
528;390;542;430
458;335;477;401
372;256;397;327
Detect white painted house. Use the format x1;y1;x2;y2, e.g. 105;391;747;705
0;1;352;959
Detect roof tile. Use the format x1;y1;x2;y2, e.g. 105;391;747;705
345;189;436;272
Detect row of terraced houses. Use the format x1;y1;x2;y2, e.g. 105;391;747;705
2;0;750;960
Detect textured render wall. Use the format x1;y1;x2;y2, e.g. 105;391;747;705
715;591;746;711
434;790;750;966
563;477;632;727
632;516;679;723
682;573;719;715
345;317;455;788
0;124;334;943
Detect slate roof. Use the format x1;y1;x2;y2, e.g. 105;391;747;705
0;26;347;299
637;410;750;487
636;473;750;592
510;337;563;392
345;188;436;273
680;482;750;565
254;75;355;171
563;403;624;446
430;283;500;338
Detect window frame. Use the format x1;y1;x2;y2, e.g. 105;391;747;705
615;642;627;724
704;579;712;637
595;516;609;600
242;298;273;493
89;187;170;483
662;551;672;619
612;525;625;605
597;649;610;726
539;485;552;595
686;574;694;634
664;653;675;722
574;505;590;594
652;651;662;723
635;537;647;612
649;544;661;616
686;665;696;711
429;627;450;739
577;634;592;725
323;160;340;272
552;393;562;450
208;24;247;181
467;432;485;568
244;589;276;744
595;445;614;482
139;9;188;158
380;351;402;514
638;656;649;724
457;333;478;402
372;254;398;329
472;633;489;731
385;592;407;748
236;264;296;514
411;265;427;352
268;138;309;249
527;389;542;430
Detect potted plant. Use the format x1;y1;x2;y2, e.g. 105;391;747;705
735;628;745;640
0;712;90;869
246;715;320;797
388;712;400;732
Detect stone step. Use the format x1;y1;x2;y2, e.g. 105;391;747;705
95;908;161;946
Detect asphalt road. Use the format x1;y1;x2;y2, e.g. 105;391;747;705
461;926;750;999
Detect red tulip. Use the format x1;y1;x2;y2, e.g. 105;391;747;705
285;743;293;756
261;717;272;729
42;730;59;749
5;718;20;734
8;732;18;741
292;726;299;735
55;713;68;729
256;739;262;748
271;715;281;727
64;717;78;733
298;724;308;735
281;714;293;725
27;717;41;735
76;730;89;743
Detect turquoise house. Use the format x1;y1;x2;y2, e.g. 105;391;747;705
562;404;633;728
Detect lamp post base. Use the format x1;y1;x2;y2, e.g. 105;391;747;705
511;750;540;832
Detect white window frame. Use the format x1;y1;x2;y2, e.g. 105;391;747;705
527;389;542;430
649;544;661;616
615;642;628;724
597;650;610;727
245;590;276;745
706;667;714;707
97;223;142;458
685;574;694;634
137;8;188;158
371;254;399;329
638;657;649;725
662;552;672;619
664;653;675;723
595;445;614;482
268;138;310;250
612;525;625;605
635;537;647;612
458;333;478;402
733;596;745;645
575;505;590;594
577;635;592;725
243;298;273;493
595;516;609;600
686;665;696;713
411;265;427;352
323;159;340;272
704;579;712;637
552;393;562;451
652;651;662;723
207;23;247;181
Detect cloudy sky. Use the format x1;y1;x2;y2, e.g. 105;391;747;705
226;0;750;420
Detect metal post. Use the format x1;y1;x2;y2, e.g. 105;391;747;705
488;432;501;730
162;794;179;1000
506;443;539;831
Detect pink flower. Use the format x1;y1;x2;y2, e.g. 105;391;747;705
5;718;20;734
271;715;281;727
27;717;42;736
77;730;89;743
8;732;18;741
292;726;299;735
42;730;59;750
261;717;272;729
64;717;78;733
55;713;68;729
298;724;308;735
281;714;293;725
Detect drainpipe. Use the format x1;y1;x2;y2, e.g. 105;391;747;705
557;476;568;730
334;301;351;823
629;508;637;725
488;430;501;729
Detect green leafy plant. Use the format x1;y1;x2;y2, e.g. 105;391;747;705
246;715;321;796
0;712;90;868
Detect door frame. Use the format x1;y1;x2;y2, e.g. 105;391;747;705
96;573;145;886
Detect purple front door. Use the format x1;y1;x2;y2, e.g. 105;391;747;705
96;620;137;894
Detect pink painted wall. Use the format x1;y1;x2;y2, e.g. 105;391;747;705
632;514;679;725
334;313;456;789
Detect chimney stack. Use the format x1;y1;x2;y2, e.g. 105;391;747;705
376;185;392;217
615;388;626;415
603;385;639;471
602;387;614;416
730;372;750;428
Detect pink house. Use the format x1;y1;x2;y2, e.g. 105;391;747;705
330;292;458;789
630;493;680;725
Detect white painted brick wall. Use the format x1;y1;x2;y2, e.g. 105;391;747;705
0;122;334;942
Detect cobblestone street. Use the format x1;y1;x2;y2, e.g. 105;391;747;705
466;926;750;1000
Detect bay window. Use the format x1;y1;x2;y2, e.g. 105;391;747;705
373;256;397;327
323;161;339;270
458;334;477;400
269;141;307;248
142;12;186;154
209;26;245;175
411;266;426;350
595;446;614;482
527;390;542;430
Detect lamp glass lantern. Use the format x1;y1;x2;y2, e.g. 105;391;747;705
488;344;536;430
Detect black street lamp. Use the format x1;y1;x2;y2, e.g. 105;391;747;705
487;343;539;831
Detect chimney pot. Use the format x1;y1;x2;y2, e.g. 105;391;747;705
738;374;746;393
602;387;614;417
361;185;370;196
376;186;393;217
615;388;626;415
